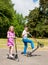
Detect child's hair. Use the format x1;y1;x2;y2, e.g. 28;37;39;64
24;26;28;30
24;25;28;28
8;26;14;32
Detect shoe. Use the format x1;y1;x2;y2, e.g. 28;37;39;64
24;54;27;56
9;54;14;58
32;48;36;51
21;52;24;54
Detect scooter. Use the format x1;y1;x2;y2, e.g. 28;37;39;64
27;41;44;57
27;34;44;57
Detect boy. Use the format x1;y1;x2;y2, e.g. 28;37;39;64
22;26;35;55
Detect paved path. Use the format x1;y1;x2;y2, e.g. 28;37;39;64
0;49;48;65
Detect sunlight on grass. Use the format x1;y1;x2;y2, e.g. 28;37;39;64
0;38;48;50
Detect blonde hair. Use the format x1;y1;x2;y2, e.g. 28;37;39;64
8;26;14;32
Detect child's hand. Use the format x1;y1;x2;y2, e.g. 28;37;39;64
11;36;15;38
14;37;18;39
27;32;29;34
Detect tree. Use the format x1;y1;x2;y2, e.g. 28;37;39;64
0;0;14;37
26;8;40;37
12;13;25;37
39;0;48;37
0;0;25;38
26;0;48;38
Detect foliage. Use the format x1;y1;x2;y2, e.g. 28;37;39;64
0;0;25;38
26;0;48;38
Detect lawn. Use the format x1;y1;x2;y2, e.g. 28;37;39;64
0;38;48;50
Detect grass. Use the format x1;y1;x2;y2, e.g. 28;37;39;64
0;38;48;50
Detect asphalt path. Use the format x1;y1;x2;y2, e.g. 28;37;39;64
0;49;48;65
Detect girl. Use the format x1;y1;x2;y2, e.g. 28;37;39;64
7;26;15;58
22;26;35;55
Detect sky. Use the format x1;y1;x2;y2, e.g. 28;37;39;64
12;0;39;16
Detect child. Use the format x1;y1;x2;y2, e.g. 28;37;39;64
22;26;35;55
7;26;15;58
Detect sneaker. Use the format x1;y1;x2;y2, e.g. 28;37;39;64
24;54;27;56
32;48;36;51
21;52;24;54
9;54;14;58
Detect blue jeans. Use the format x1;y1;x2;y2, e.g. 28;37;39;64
22;38;34;54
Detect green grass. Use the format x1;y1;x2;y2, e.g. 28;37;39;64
0;38;48;50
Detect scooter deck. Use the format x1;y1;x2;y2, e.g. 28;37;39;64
27;46;39;57
30;45;39;54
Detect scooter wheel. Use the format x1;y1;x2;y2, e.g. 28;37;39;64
27;52;32;57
